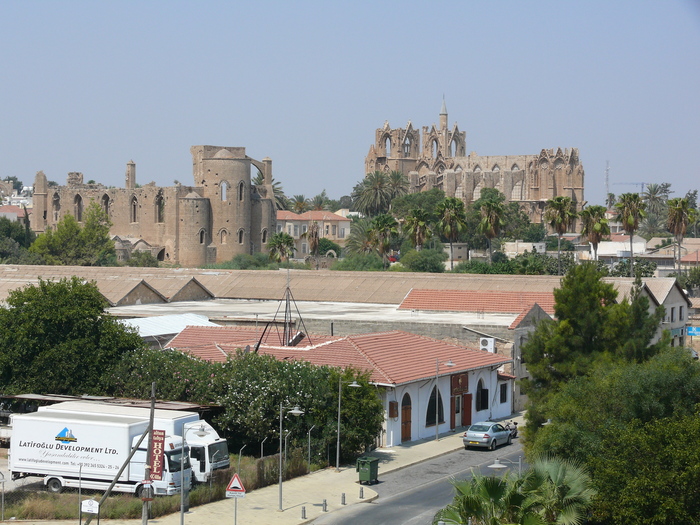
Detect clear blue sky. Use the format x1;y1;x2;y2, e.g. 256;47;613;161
1;1;699;206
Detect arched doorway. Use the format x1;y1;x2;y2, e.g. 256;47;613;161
401;393;412;443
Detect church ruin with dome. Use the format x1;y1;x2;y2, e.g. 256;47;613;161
365;101;585;223
31;146;277;266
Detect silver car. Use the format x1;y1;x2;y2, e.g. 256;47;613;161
463;421;512;450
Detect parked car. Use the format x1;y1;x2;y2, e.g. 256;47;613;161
463;421;512;450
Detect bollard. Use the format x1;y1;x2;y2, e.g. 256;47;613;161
301;506;306;519
359;486;364;499
323;499;328;512
341;492;346;505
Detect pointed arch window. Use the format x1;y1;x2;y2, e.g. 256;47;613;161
221;182;228;201
101;194;110;216
52;193;61;222
220;229;228;244
155;192;165;223
74;194;83;222
238;182;245;202
450;139;458;157
475;379;489;411
261;228;268;245
403;138;411;157
425;386;445;427
199;229;207;244
384;136;391;157
432;140;439;158
237;229;244;244
130;196;139;223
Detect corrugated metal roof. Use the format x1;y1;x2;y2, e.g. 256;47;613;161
120;313;220;337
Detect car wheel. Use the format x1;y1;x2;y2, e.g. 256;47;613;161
507;435;512;445
489;440;497;451
47;478;63;494
464;445;469;450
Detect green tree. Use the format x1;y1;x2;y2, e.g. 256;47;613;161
608;257;656;278
391;188;446;221
125;250;159;267
400;248;447;273
0;216;34;248
267;232;296;263
301;221;320;268
331;252;384;271
309;190;329;211
29;202;115;266
544;196;576;275
289;195;309;213
369;213;399;268
615;193;646;277
345;217;376;256
403;208;432;251
387;170;409;202
2;176;23;192
317;237;341;258
521;264;665;432
0;277;144;394
252;171;288;210
479;198;505;263
666;197;693;272
579;205;610;261
351;171;391;217
436;197;467;271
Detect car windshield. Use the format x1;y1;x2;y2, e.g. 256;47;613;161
166;447;191;472
469;424;490;432
209;441;229;463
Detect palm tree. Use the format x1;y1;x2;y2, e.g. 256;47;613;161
252;171;288;210
352;171;391;217
544;196;576;275
301;221;320;269
641;183;670;217
388;170;409;202
615;193;647;277
345;217;375;255
436;197;467;271
289;195;309;214
310;191;329;211
606;193;616;209
267;232;295;263
369;214;398;268
433;470;527;525
579;205;610;261
666;197;692;273
520;456;596;525
479;199;505;263
403;209;432;251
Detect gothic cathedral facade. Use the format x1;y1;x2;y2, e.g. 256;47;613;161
365;102;585;223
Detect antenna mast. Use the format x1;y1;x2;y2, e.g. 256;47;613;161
605;160;610;205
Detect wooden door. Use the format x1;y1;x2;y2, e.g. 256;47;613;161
401;393;412;442
462;393;472;427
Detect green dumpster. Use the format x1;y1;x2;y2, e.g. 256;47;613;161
356;456;379;484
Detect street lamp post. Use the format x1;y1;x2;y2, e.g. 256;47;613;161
336;378;361;471
278;403;304;512
307;425;316;473
488;456;523;476
435;358;455;441
181;425;208;525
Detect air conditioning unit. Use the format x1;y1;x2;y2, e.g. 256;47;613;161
480;337;495;353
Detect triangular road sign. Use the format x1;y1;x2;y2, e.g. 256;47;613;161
226;473;246;494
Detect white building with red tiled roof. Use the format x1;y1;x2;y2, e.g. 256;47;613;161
276;210;351;256
166;326;512;446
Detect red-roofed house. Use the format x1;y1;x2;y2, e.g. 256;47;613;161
0;205;30;226
276;210;351;256
167;326;513;446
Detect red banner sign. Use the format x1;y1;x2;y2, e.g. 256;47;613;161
149;429;166;481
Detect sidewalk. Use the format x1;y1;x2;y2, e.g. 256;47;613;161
12;412;525;525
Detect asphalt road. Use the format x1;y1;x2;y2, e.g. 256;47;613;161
313;441;524;525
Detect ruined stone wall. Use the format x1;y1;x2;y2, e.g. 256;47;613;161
31;145;276;266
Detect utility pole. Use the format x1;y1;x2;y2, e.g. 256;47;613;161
142;382;156;525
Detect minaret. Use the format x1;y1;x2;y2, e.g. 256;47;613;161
439;97;448;130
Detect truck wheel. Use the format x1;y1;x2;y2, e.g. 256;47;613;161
47;478;63;494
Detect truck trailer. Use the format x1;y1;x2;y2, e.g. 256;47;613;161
39;401;229;483
9;411;191;496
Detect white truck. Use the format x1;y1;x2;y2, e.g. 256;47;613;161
39;401;230;484
9;411;190;496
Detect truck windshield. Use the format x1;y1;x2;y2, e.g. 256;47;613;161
209;441;229;463
166;448;191;472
